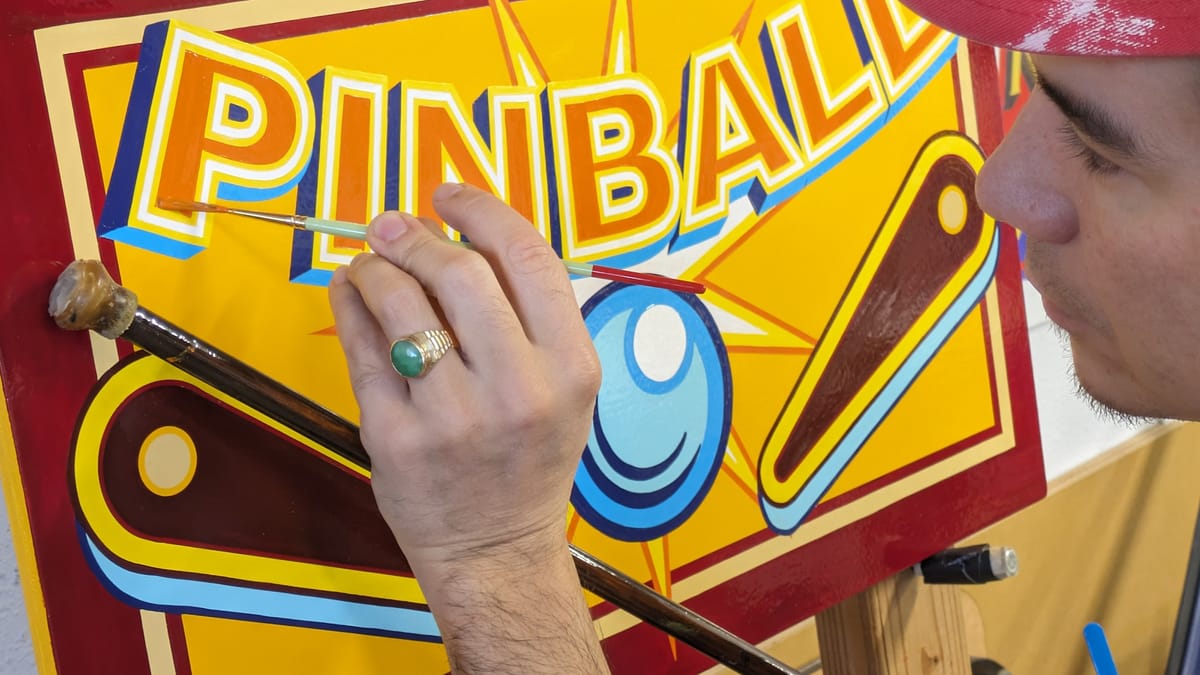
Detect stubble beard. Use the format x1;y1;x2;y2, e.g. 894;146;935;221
1050;324;1160;428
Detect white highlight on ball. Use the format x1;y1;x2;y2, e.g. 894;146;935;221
633;304;687;382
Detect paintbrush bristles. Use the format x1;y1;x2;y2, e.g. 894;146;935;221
157;199;227;213
158;199;307;229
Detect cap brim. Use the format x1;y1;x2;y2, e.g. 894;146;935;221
902;0;1200;57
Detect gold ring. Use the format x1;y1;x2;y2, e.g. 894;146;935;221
389;329;456;378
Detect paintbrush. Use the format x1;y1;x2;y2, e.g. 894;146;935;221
158;199;706;295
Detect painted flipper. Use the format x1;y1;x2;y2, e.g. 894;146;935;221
757;133;999;534
71;353;438;640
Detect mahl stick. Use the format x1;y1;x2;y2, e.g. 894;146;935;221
49;260;798;675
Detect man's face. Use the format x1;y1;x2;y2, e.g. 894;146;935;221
976;55;1200;420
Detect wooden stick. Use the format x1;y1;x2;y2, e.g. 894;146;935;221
815;571;970;675
49;259;797;675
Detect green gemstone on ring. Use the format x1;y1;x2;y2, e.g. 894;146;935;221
390;339;426;377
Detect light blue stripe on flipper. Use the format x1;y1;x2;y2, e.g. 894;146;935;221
81;533;441;641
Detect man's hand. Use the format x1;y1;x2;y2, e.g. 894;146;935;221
328;183;608;673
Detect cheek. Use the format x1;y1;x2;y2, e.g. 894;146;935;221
1094;219;1200;392
1076;194;1194;308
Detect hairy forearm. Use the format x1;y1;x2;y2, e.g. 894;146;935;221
413;540;610;674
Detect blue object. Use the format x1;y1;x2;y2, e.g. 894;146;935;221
1084;622;1119;675
79;530;440;641
572;284;731;541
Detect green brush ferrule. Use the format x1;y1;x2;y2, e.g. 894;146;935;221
305;217;368;240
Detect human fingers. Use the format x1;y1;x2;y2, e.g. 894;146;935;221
363;210;529;374
327;266;411;419
414;215;448;238
430;183;584;356
345;252;469;389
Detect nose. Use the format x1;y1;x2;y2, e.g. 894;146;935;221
975;95;1078;245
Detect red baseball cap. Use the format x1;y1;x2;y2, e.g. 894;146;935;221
901;0;1200;56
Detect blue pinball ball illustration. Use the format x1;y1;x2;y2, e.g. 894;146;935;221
572;283;731;542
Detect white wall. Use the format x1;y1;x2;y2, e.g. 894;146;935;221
0;491;36;674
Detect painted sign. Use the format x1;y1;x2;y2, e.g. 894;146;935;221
0;1;1044;673
1000;49;1035;133
998;48;1035;264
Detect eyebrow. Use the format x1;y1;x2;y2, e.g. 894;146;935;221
1034;70;1152;162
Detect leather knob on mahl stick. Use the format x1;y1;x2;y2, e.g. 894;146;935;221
49;259;798;675
50;259;138;339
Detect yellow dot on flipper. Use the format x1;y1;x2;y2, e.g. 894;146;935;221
138;426;197;497
938;184;968;235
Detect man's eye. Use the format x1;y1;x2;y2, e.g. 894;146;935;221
1057;123;1121;176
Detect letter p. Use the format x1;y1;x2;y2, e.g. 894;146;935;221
99;21;315;259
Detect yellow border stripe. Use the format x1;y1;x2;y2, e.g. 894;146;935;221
956;39;979;141
139;610;177;675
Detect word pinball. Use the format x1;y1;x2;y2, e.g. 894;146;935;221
99;4;956;285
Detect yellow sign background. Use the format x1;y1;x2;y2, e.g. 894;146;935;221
18;0;1031;671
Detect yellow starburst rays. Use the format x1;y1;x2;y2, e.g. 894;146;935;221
602;0;636;76
488;0;550;86
722;426;760;501
483;1;812;639
641;535;677;658
686;208;820;353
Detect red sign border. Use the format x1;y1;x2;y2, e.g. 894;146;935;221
0;1;1043;671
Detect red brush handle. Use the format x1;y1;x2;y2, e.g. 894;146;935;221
588;264;706;294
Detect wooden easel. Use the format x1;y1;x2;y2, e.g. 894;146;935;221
815;571;971;675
